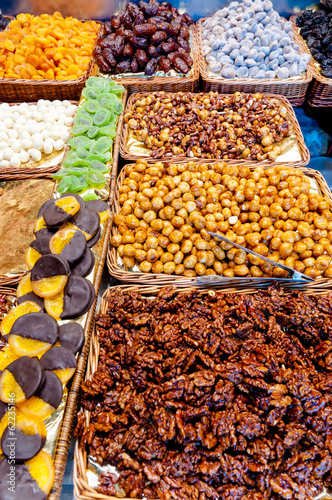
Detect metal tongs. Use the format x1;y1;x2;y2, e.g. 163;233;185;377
207;231;314;282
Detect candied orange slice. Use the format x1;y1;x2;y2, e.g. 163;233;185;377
53;367;76;385
18;397;55;420
0;301;42;338
55;196;80;217
8;335;52;358
26;450;55;495
44;290;64;321
99;209;111;224
0;370;25;403
31;275;68;299
17;272;33;297
49;228;76;255
25;246;42;270
16;413;46;438
0;345;19;371
59;221;92;240
34;216;47;232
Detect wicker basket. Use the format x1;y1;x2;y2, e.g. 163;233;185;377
119;91;309;167
73;283;332;500
57;90;127;204
95;26;199;95
0;21;103;103
0;100;78;180
290;16;332;107
196;18;312;107
107;164;332;288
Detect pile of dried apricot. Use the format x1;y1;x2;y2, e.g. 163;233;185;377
0;12;100;80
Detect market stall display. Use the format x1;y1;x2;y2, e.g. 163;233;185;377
293;10;332;107
53;76;125;198
120;91;309;166
74;285;332;500
0;100;77;178
197;3;312;105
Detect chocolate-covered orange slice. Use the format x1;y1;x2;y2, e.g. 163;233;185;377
43;195;80;227
25;450;55;495
17;273;45;310
34;216;48;232
30;254;70;299
49;228;86;264
0;345;19;372
37;199;54;218
0;356;45;403
58;323;84;354
8;312;58;357
60;193;86;210
1;414;46;462
86;199;110;224
70;247;95;277
30;228;54;255
45;276;94;320
40;346;76;384
0;457;47;500
1;301;42;341
72;208;100;240
25;246;42;270
18;371;63;420
87;227;101;248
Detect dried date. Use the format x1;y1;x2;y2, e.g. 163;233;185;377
131;57;139;73
115;60;131;73
103;47;116;66
133;24;157;37
95;55;111;72
127;2;140;18
112;36;125;57
177;36;190;52
178;47;193;66
136;49;149;66
128;35;149;49
134;11;145;26
123;43;134;58
161;41;179;53
158;56;171;72
147;44;158;58
173;55;189;73
151;30;168;44
145;57;158;75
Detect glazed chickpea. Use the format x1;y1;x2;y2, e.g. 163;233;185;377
118;224;128;236
288;207;303;221
234;264;249;276
233;249;246;264
205;251;215;267
312;229;327;241
305;267;321;278
150;219;163;233
114;214;126;226
194;238;208;251
270;203;283;218
312;244;325;257
151;197;164;211
213;261;224;274
324;266;332;277
261;228;273;242
171;216;184;228
173;251;183;265
294;260;305;273
140;260;152;273
122;231;135;244
194;263;206;276
117;244;125;258
259;217;272;229
282;231;296;244
279;242;293;258
160;252;173;264
123;244;136;257
212;246;226;261
183;269;197;277
143;210;157;224
224;268;235;277
293;241;306;254
169;230;183;244
325;244;332;256
184;201;195;214
253;244;269;256
172;198;183;211
119;193;128;204
301;250;313;260
175;264;185;275
162;223;174;237
179;183;191;195
298;222;312;238
246;233;261;247
196;250;208;264
134;206;144;219
163;262;176;274
177;208;188;220
303;257;316;268
111;235;122;248
121;204;133;216
144;236;158;250
123;256;135;269
314;216;328;230
316;255;331;271
167;243;180;255
259;206;270;218
251;265;263;277
183;255;197;269
135;249;147;262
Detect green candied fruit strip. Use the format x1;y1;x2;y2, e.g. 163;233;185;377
98;126;116;138
93;108;112;127
53;168;70;180
70;175;89;193
76;115;93;127
97;94;117;109
88;160;109;174
57;175;74;194
85;171;106;189
67;136;93;150
110;84;125;95
66;166;88;175
71;124;90;136
71;158;90;168
87;126;99;139
62;157;77;168
86;152;112;163
82;88;99;100
93;136;113;155
82;193;98;201
83;99;101;114
76;108;93;119
113;99;124;115
64;149;77;160
86;76;111;93
75;148;89;159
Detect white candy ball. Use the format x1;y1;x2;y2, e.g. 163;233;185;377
24;111;32;120
10;154;21;168
15;116;26;126
0;133;8;142
0;160;10;168
60;130;70;142
0;151;3;161
28;148;42;162
33;137;44;150
44;115;55;125
11;140;21;153
21;131;31;141
3;117;13;128
54;139;65;151
32;111;43;122
43;139;53;155
8;138;16;146
21;139;33;150
0;142;7;151
45;123;53;131
49;129;60;141
42;130;50;139
64;116;74;127
62;100;71;108
66;105;77;117
8;129;18;139
3;147;13;160
11;111;20;122
19;150;30;163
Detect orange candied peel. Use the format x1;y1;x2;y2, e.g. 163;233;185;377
0;12;100;80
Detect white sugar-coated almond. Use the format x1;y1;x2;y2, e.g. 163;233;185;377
15;115;26;126
32;111;43;122
66;105;77;117
21;139;33;149
60;130;70;142
44;122;53;131
19;150;30;163
28;148;42;162
54;139;65;151
44;115;55;125
64;116;74;127
11;141;21;153
9;154;21;168
8;138;16;146
42;130;50;139
0;133;7;142
0;103;10;111
43;139;53;155
21;131;31;140
52;100;61;107
8;129;18;139
32;136;44;150
11;111;20;122
62;100;71;108
37;104;48;114
3;147;13;160
0;142;7;151
49;129;60;140
3;118;13;128
0;160;10;168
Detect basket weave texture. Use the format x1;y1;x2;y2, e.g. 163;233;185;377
108;164;332;289
196;17;312;107
119;91;309;166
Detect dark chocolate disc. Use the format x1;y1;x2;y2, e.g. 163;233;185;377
87;227;101;248
17;292;45;311
30;254;70;282
72;208;100;238
40;346;76;371
36;371;63;410
70;248;95;277
30;229;54;255
0;458;46;500
0;401;7;421
85;200;109;214
58;323;84;354
10;312;58;345
60;193;86;210
37;199;53;218
54;229;86;264
1;426;45;462
43;200;73;227
60;276;93;319
6;357;45;400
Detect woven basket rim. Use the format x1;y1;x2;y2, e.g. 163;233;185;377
197;17;313;86
119;91;310;166
93;25;200;87
73;283;332;500
108;164;332;288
